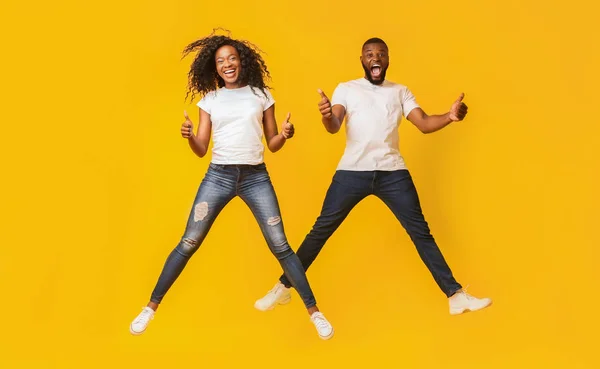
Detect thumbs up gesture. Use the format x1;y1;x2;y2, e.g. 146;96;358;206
181;110;194;138
317;89;332;118
281;112;295;139
449;93;468;121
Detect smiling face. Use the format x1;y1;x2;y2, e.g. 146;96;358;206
215;45;242;88
360;41;389;85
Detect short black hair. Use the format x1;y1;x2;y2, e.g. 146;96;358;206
362;37;387;48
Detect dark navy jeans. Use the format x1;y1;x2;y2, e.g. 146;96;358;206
280;169;462;297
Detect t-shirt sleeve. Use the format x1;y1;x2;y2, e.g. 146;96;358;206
197;92;214;114
331;83;348;110
262;89;275;111
401;87;420;118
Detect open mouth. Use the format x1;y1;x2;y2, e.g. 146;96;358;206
223;69;236;78
370;64;382;78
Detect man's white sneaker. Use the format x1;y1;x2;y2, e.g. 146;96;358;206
130;307;155;335
254;282;292;311
449;288;492;315
310;312;334;340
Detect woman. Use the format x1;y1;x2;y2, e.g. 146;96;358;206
129;31;334;340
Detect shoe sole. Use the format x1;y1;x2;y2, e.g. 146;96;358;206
319;327;334;341
129;324;146;336
450;300;493;315
254;295;291;311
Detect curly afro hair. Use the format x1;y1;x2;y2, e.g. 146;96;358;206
182;29;271;101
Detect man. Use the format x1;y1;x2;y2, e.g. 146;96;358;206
255;38;491;316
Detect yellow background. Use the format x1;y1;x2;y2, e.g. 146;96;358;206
1;0;598;368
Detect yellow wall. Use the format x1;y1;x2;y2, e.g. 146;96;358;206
1;0;598;368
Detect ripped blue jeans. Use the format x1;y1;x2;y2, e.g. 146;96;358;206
150;162;317;308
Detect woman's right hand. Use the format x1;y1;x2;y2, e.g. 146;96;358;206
181;111;194;138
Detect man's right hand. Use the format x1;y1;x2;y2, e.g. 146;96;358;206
181;110;194;138
317;89;332;119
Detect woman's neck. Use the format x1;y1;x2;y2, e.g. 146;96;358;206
223;81;247;89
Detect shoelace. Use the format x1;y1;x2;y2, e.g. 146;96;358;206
312;314;329;330
269;284;282;295
460;286;475;300
134;308;153;324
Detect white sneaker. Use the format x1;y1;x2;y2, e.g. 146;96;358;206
310;312;334;340
130;307;155;335
449;288;492;315
254;282;292;311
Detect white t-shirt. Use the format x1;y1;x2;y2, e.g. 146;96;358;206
331;78;420;171
197;86;274;165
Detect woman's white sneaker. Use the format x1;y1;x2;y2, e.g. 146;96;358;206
310;312;334;340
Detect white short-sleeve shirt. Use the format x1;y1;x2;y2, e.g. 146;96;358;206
331;78;420;171
197;86;274;165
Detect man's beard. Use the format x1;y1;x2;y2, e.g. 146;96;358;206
362;62;387;85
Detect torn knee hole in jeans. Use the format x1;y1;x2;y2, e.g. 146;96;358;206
194;202;208;222
182;238;197;247
179;237;198;254
267;216;281;226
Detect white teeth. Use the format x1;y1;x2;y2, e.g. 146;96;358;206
224;70;235;74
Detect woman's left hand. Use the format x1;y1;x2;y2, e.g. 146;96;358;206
281;112;295;139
